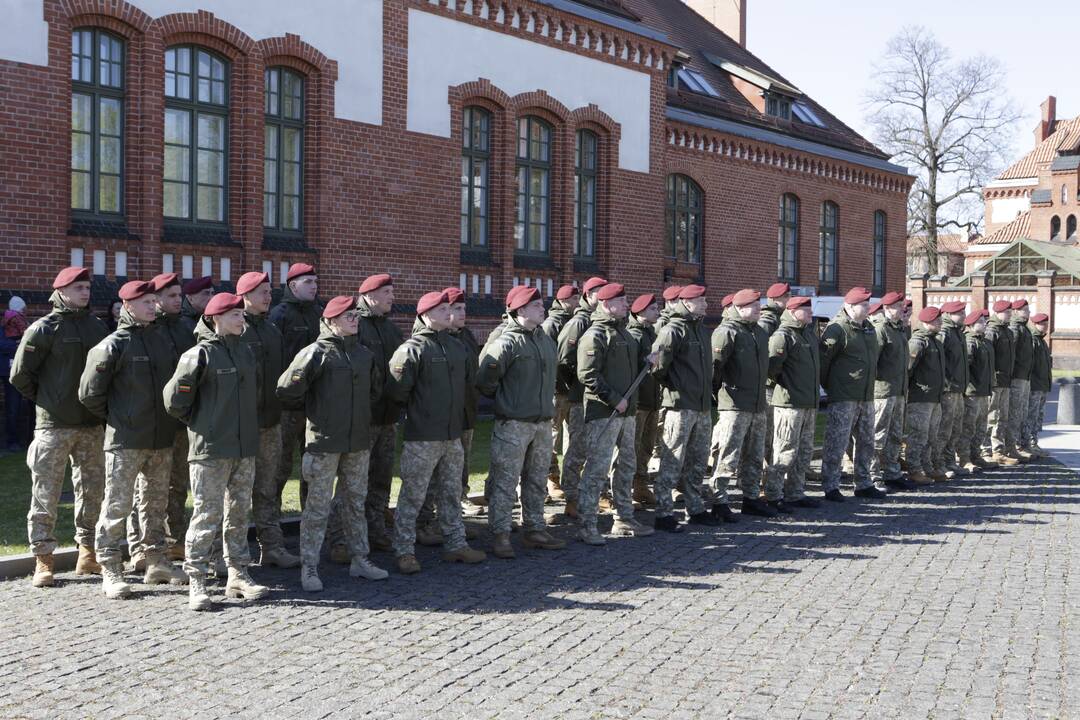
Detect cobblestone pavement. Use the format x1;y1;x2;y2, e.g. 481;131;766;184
1;460;1077;719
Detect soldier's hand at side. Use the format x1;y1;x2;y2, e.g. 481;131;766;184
647;352;658;366
615;399;628;414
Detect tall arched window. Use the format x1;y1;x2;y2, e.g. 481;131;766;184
1067;215;1077;241
264;67;304;233
818;201;839;290
515;116;551;254
666;174;702;263
71;28;124;215
164;46;228;223
574;129;597;258
1051;215;1061;241
777;193;798;282
460;107;490;248
873;210;887;294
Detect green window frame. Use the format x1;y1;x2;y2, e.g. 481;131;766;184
71;28;124;215
515;116;551;255
778;193;798;282
574;129;597;258
873;210;887;294
264;67;304;233
819;201;839;290
460;106;489;247
665;174;702;263
164;45;228;224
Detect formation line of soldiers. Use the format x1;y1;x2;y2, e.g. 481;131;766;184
12;267;1053;610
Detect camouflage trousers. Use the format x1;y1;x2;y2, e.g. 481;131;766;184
560;403;586;502
365;424;397;540
419;429;474;527
962;395;991;464
821;400;875;491
767;407;816;502
301;450;370;568
394;440;466;557
549;393;569;478
250;424;286;553
634;408;659;482
27;425;105;555
932;392;964;473
764;388;775;470
184;456;255;578
1021;390;1047;449
581;415;636;528
274;410;307;508
985;386;1011;454
488;419;552;534
97;447;171;566
712;410;770;503
871;396;905;482
129;428;188;560
1007;379;1030;452
655;409;711;518
904;402;941;474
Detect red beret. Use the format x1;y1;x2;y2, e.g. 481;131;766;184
150;272;180;293
662;285;684;302
596;283;625;301
787;296;812;310
358;273;393;294
844;286;872;304
203;293;243;317
505;286;531;307
1011;298;1028;310
182;276;213;295
582;276;608;295
868;302;882;316
118;280;154;301
721;293;734;308
918;306;941;323
443;287;465;305
766;282;790;299
236;272;270;296
679;285;706;300
286;263;316;282
732;288;760;307
556;284;578;301
880;291;905;306
508;287;540;312
416;291;448;316
964;309;988;326
1030;313;1049;323
52;266;90;289
323;295;356;319
992;300;1012;313
941;301;966;314
631;293;656;315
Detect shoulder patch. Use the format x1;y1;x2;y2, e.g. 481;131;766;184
24;345;36;353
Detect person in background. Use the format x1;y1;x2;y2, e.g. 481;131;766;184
2;296;30;451
104;299;122;333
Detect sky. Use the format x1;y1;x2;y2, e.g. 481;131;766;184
746;0;1080;170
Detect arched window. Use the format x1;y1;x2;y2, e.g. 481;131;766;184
574;129;597;258
263;67;304;233
71;28;124;215
777;193;798;282
818;201;839;290
164;45;228;223
460;106;489;248
666;174;702;263
1051;215;1061;241
873;210;887;294
515;116;551;254
1068;215;1077;241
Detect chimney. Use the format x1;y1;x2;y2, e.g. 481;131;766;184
684;0;747;47
1034;95;1057;144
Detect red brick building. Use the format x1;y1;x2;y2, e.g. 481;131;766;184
0;0;910;328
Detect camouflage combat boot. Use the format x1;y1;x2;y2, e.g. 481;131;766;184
328;544;350;565
908;470;933;486
144;556;187;586
32;554;55;588
301;565;323;592
563;498;580;519
261;546;301;568
577;526;606;546
521;530;566;550
442;546;486;564
416;523;444;547
492;533;515;559
991;452;1019;466
188;575;212;611
611;518;654;537
632;477;656;506
225;568;269;600
166;544;185;562
349;556;389;580
75;545;101;575
546;474;566;501
598;494;616;514
101;563;132;599
396;555;421;575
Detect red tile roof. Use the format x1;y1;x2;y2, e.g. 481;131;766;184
974;211;1030;245
996;117;1080;180
907;233;973;253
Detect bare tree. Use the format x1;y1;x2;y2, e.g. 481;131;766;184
866;26;1021;273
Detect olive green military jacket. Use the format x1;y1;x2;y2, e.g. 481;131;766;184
1030;329;1052;393
269;285;323;366
985;317;1014;388
79;310;177;451
276;323;381;454
578;311;647;422
388;324;472;441
758;302;784;337
154;308;195;359
768;312;820;409
10;291;108;429
541;301;574;344
241;311;285;427
940;316;969;394
711;316;769;413
626;317;659;411
356;296;404;426
1009;320;1034;381
556;299;595;402
650;303;712;412
872;316;908;399
178;296;201;336
163;317;259;461
476;316;557;422
819;311;878;402
908;328;946;404
964;330;995;398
